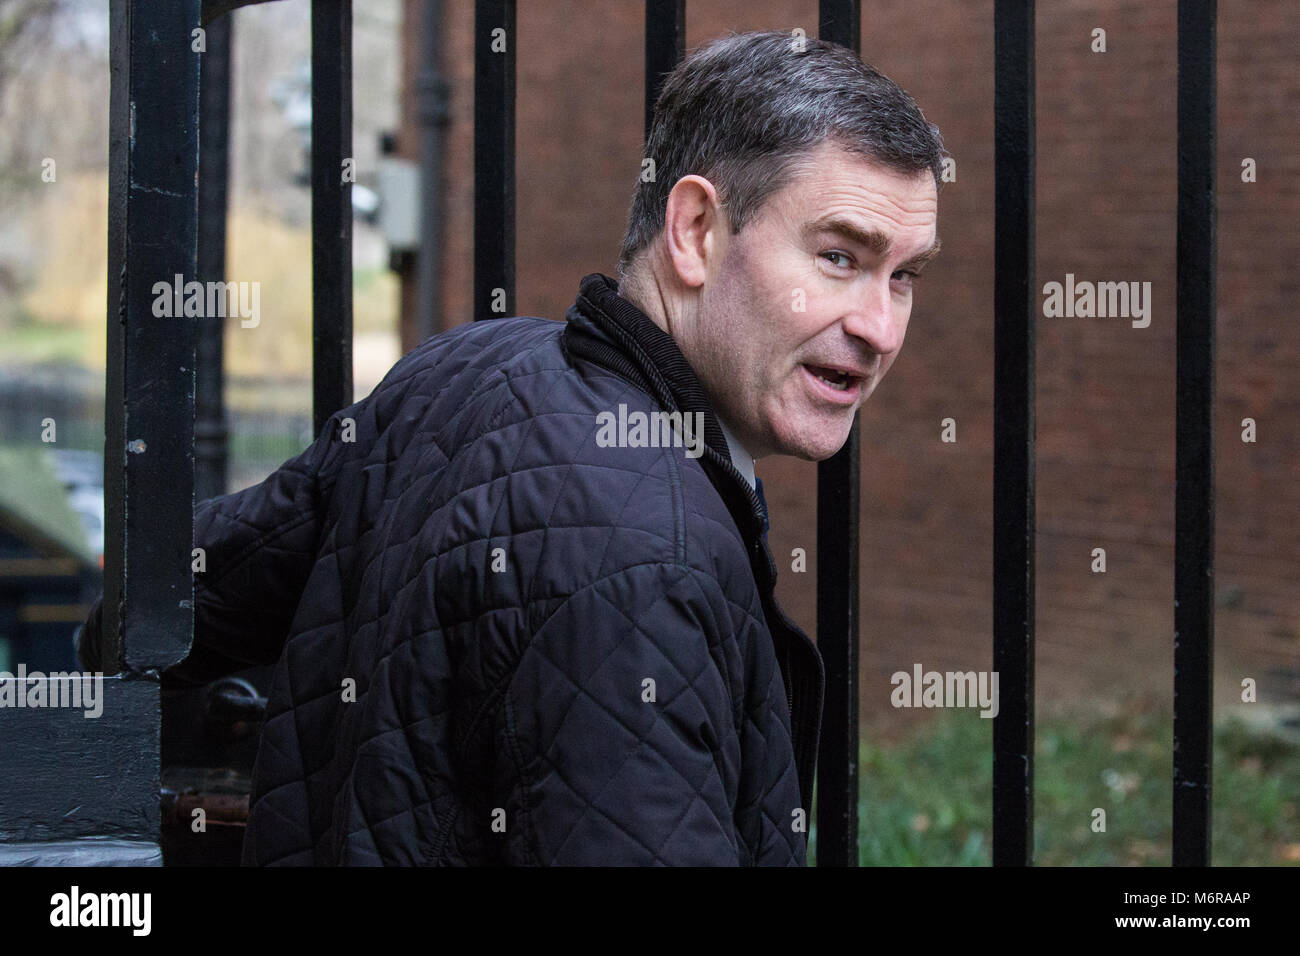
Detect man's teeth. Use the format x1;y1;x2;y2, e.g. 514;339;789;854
812;367;850;390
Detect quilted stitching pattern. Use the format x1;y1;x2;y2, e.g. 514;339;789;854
187;293;813;866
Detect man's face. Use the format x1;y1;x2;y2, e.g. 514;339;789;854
687;140;939;461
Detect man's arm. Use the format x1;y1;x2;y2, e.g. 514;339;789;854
78;412;347;683
490;561;745;865
166;434;331;685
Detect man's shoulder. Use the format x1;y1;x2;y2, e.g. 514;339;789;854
374;313;650;427
361;314;757;614
483;431;756;621
378;315;561;395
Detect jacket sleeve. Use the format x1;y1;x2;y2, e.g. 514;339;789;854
77;413;346;683
163;415;347;686
491;561;744;866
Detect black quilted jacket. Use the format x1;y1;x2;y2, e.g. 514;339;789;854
110;272;825;865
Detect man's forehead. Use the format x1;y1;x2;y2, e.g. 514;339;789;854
767;154;936;262
776;143;937;227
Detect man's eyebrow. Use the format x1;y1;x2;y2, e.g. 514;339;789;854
901;236;942;269
803;215;942;268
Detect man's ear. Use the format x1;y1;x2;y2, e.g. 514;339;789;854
662;174;724;289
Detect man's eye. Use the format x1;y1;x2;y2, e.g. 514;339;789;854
892;270;922;285
821;251;852;269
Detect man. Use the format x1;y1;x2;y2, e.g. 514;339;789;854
81;29;943;865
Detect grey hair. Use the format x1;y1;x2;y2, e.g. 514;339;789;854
616;30;947;281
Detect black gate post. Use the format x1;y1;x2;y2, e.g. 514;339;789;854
311;0;354;434
196;12;233;502
644;0;685;141
1172;0;1216;868
992;0;1036;867
0;0;202;865
106;0;203;679
473;0;516;323
815;0;862;868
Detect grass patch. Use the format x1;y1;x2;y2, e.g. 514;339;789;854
227;431;306;469
4;323;88;365
808;703;1299;866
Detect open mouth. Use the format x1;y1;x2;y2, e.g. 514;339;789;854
802;363;861;397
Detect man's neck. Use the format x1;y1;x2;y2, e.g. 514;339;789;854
617;269;757;486
617;261;684;340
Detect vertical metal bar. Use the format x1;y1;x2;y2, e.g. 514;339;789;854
416;0;450;343
103;0;128;672
1173;0;1216;868
105;0;203;673
992;0;1036;867
311;0;353;436
816;0;861;869
473;0;515;322
644;0;685;142
196;13;232;502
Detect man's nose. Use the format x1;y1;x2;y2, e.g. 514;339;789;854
840;278;907;356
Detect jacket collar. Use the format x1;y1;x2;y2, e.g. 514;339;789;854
563;272;770;554
564;272;825;816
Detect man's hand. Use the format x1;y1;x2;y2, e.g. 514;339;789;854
75;594;107;673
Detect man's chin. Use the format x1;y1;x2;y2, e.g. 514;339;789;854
805;442;850;462
773;426;855;462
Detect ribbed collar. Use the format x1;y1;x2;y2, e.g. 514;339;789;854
563;272;770;550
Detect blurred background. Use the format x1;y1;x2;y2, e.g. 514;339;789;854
0;0;1295;864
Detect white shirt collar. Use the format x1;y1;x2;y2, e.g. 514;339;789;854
716;415;756;490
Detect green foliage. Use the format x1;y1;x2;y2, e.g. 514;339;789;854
5;322;85;365
811;704;1299;866
854;711;993;866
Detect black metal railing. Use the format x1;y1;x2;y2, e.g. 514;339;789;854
311;0;354;435
196;12;232;502
814;0;864;869
473;0;515;322
1172;0;1217;869
992;0;1036;868
0;0;1220;869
